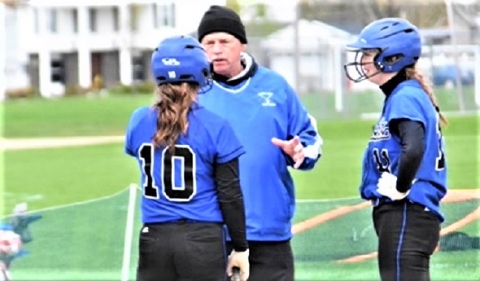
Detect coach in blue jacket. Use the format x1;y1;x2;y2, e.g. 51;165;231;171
197;6;323;281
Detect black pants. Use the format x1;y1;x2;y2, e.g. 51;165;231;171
373;201;440;281
226;240;294;281
136;222;227;281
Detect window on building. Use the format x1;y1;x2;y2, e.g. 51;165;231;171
33;9;39;34
170;3;176;27
132;55;145;81
89;8;97;32
130;5;139;32
48;9;58;33
152;4;158;29
72;9;78;33
155;2;176;28
51;58;65;83
113;7;119;31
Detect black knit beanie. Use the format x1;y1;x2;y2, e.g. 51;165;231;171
197;5;247;44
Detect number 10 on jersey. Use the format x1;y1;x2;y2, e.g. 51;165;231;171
139;144;197;202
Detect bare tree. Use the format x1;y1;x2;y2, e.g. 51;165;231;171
453;0;480;23
226;0;241;14
298;0;447;29
0;0;21;8
361;0;398;20
452;0;480;43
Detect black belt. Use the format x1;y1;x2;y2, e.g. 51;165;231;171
372;198;429;212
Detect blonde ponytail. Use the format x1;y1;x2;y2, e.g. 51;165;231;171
405;67;448;127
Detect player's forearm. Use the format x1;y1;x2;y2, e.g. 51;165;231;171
395;120;425;193
214;158;248;251
220;199;248;251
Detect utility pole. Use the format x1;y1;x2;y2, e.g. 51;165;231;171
0;2;5;101
293;0;300;93
445;0;465;112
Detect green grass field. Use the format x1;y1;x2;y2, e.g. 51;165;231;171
1;92;479;280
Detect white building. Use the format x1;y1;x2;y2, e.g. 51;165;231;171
1;1;31;101
1;0;225;98
261;19;356;93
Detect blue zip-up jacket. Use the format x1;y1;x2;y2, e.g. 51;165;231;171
198;54;323;241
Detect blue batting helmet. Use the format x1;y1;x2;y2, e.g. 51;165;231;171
151;35;211;87
344;18;422;82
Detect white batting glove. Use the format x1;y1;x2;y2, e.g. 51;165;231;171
376;172;410;201
227;249;249;281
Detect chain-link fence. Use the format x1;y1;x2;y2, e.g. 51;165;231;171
242;0;480;120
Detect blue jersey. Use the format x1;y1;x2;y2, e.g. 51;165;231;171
125;106;245;224
360;80;447;221
198;66;322;241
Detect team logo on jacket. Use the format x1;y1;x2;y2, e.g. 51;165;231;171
258;92;276;107
370;117;390;141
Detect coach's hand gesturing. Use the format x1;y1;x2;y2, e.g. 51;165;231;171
271;135;305;169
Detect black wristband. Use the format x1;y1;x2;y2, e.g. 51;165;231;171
233;246;248;252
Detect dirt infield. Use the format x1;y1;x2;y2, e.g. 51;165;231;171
0;136;124;151
292;201;372;235
290;189;480;264
292;189;480;237
335;205;480;264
